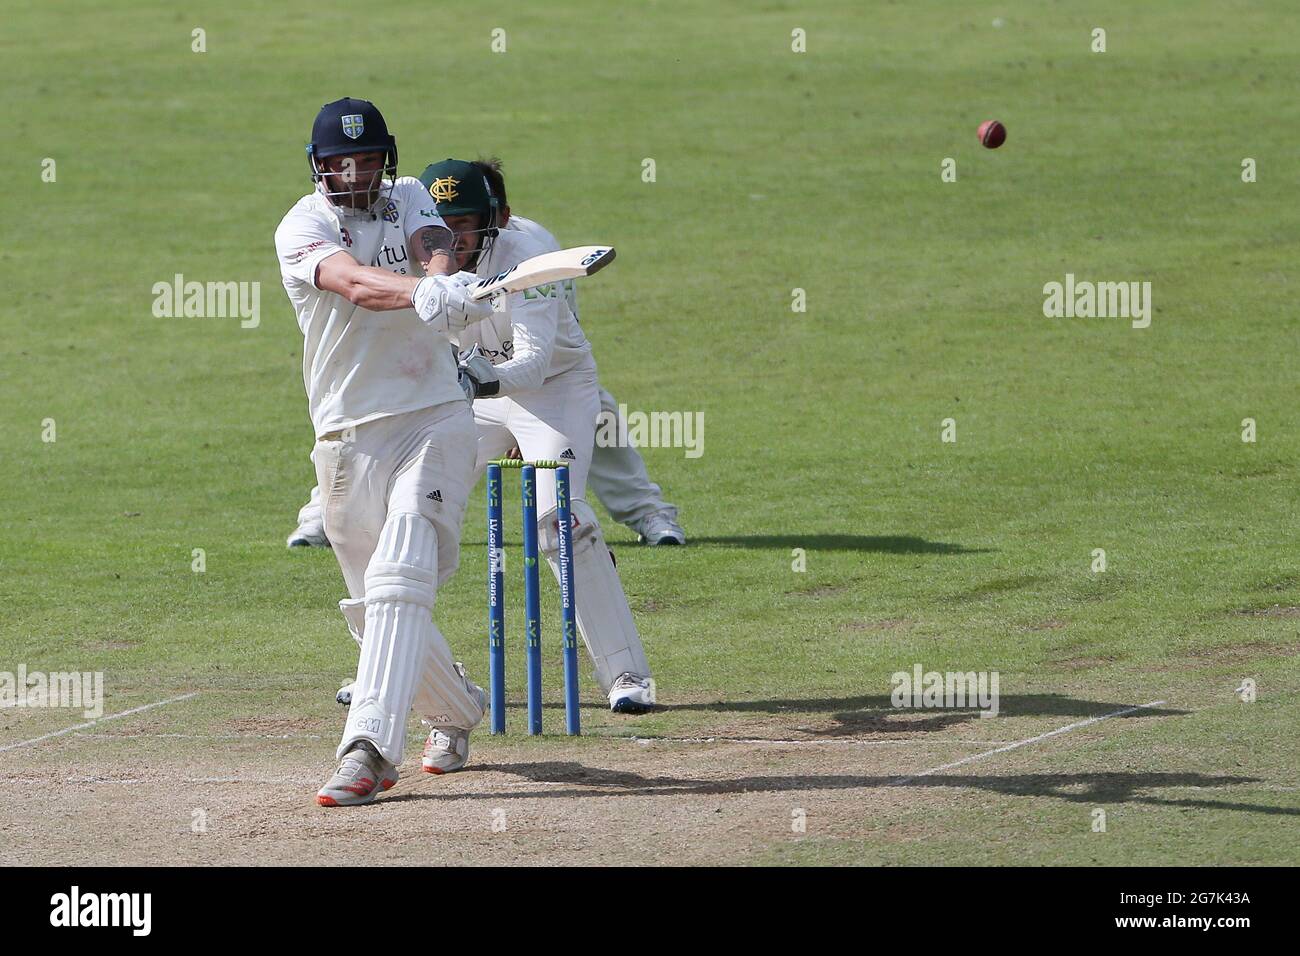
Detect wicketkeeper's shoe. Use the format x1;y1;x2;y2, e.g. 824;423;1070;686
608;672;656;713
287;517;330;548
422;676;488;775
633;512;685;546
316;740;398;807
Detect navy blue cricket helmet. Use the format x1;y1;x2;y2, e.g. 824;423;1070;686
306;97;398;211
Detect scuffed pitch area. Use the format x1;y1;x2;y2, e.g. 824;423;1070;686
2;675;1295;866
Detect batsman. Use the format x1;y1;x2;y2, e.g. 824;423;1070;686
428;158;656;713
274;100;496;806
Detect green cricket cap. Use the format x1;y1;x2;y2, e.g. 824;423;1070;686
418;158;494;217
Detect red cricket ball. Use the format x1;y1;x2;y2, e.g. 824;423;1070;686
978;120;1006;149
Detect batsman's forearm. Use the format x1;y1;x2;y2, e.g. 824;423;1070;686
338;266;421;311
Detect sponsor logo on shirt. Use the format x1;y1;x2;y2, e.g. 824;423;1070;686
340;227;353;248
287;239;328;264
372;243;408;270
473;341;513;362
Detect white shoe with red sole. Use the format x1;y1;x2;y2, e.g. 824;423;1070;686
316;740;398;807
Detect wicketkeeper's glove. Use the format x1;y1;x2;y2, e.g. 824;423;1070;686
457;344;500;400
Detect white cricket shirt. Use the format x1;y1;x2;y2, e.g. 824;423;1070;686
453;216;597;394
275;177;464;437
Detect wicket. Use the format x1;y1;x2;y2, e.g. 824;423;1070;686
487;459;581;735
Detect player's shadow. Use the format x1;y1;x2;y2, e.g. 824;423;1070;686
651;694;1187;737
401;766;1293;818
464;533;986;554
688;535;990;555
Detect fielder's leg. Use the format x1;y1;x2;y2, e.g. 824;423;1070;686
287;484;330;548
510;376;656;712
539;499;655;712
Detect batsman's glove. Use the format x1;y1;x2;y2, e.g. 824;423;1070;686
412;271;493;332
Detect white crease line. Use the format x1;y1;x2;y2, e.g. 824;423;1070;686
630;737;1021;747
0;773;546;788
0;776;311;786
73;732;323;740
183;776;308;785
887;700;1168;787
0;693;200;753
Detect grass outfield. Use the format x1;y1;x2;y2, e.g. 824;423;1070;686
1;0;1297;864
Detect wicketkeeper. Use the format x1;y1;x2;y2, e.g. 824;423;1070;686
426;156;657;713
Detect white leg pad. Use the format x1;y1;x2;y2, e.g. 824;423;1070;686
539;499;650;692
412;621;486;729
338;512;439;764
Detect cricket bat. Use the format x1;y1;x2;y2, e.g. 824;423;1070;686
468;245;616;301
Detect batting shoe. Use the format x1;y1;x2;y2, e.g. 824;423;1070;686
287;517;330;549
316;740;398;807
633;512;685;546
608;672;656;714
336;680;355;706
422;676;488;775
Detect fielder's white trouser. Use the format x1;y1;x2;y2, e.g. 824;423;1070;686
313;402;486;763
294;384;675;533
588;386;677;526
473;368;651;691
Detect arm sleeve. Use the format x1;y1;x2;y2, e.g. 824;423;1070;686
274;208;346;290
489;291;559;394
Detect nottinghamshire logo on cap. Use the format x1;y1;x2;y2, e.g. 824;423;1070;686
419;158;492;217
428;176;459;203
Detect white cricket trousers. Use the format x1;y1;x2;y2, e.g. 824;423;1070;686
312;401;485;759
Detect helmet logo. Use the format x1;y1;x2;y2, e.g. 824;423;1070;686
341;114;365;139
429;176;460;203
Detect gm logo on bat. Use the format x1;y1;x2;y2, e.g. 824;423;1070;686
581;248;610;267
